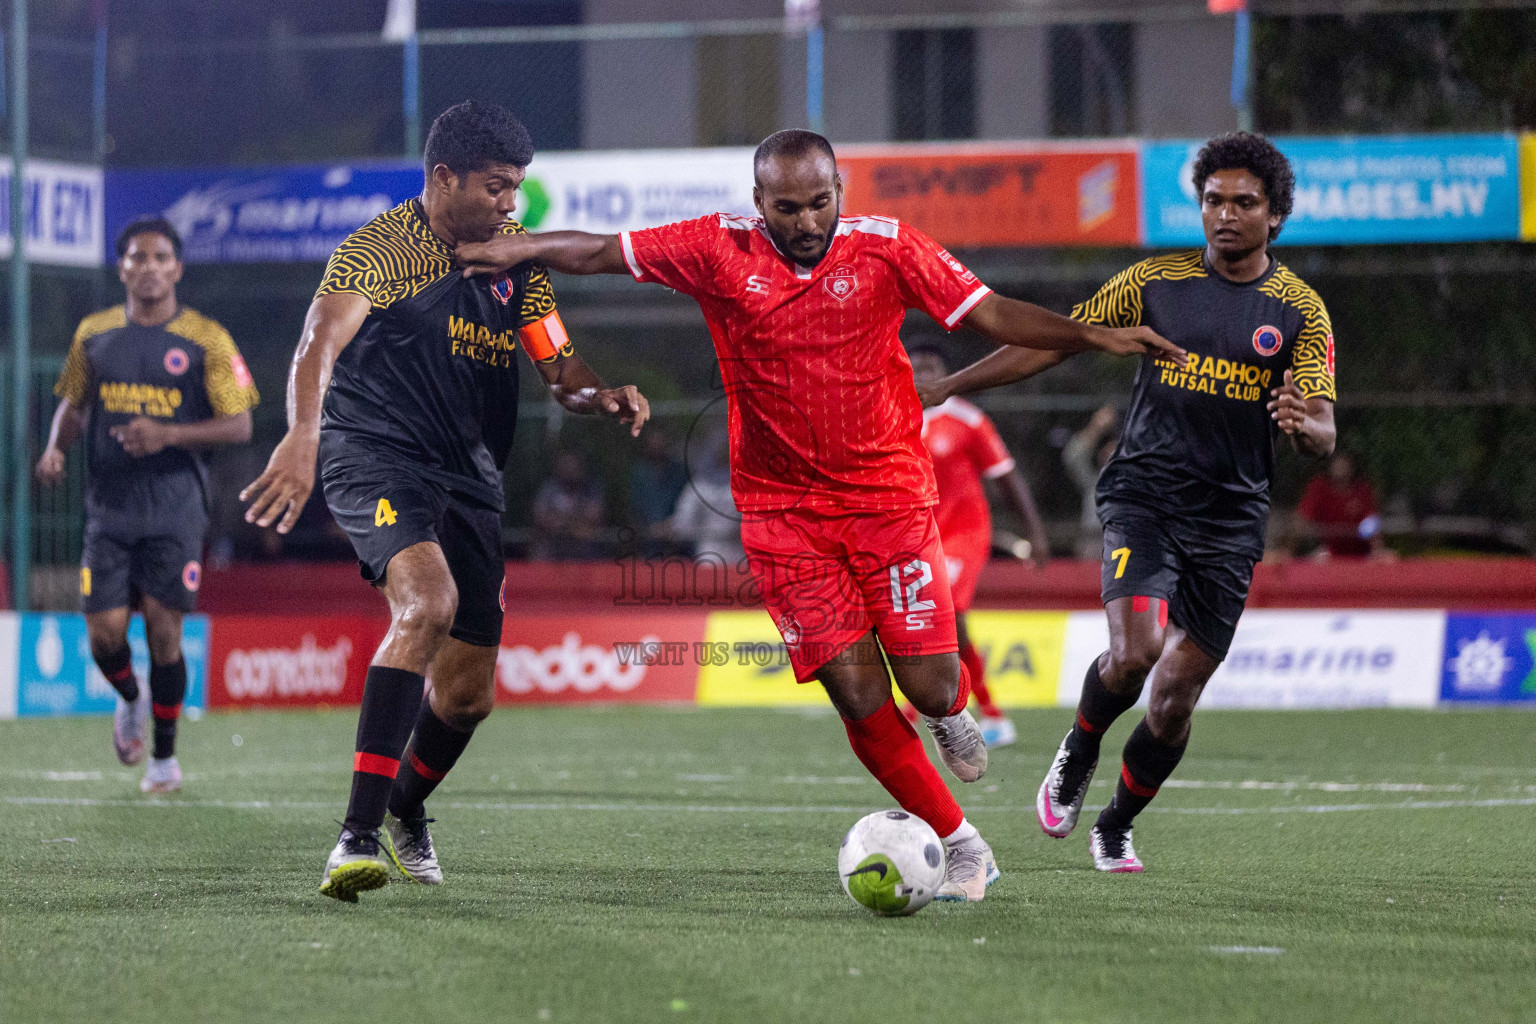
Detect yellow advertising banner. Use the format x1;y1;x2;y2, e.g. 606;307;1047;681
694;610;1070;708
1522;133;1536;242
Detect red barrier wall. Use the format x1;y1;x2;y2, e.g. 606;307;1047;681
202;557;1536;617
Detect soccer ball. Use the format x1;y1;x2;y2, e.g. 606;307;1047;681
837;810;946;916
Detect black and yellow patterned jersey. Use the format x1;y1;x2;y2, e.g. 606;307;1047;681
55;305;259;516
1073;250;1336;530
315;198;569;510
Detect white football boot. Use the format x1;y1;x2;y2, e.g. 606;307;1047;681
923;710;988;783
1089;823;1145;873
318;828;391;902
383;813;444;885
1036;732;1097;838
113;687;150;766
139;756;182;794
978;715;1017;749
935;829;1000;902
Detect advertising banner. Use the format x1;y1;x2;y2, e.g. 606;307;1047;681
1060;609;1444;709
16;613;208;718
694;610;823;707
1521;133;1536;242
1440;613;1536;704
0;612;17;720
514;148;756;235
1144;134;1521;247
0;159;104;267
207;615;387;709
107;163;419;265
960;611;1069;708
497;612;706;703
838;142;1140;248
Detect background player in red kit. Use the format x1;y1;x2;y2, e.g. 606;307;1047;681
459;130;1182;901
908;344;1051;749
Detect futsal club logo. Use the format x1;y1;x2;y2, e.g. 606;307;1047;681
491;271;515;305
164;347;189;375
1251;325;1283;357
182;560;202;592
823;267;858;302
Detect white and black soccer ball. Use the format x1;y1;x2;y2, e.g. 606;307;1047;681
837;810;946;916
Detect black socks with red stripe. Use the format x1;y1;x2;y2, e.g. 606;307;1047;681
344;666;426;835
1065;655;1142;761
94;645;140;703
388;702;476;822
149;658;186;759
1097;718;1188;831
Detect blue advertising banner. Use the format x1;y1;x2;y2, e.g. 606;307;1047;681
16;614;208;718
106;163;421;265
1440;613;1536;704
1143;134;1521;247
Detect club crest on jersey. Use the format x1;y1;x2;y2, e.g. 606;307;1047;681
777;613;802;648
1252;325;1283;357
163;348;189;375
182;560;201;592
1325;333;1336;376
823;267;858;302
491;272;515;306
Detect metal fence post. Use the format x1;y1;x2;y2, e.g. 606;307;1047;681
9;0;29;611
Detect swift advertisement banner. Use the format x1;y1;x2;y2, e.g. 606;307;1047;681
1143;134;1521;247
837;143;1140;248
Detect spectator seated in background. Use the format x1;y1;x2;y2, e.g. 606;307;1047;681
1062;404;1120;561
530;448;608;561
1294;450;1391;559
628;428;688;555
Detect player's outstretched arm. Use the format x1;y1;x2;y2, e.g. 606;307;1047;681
457;232;626;278
1267;369;1336;458
35;398;87;486
915;347;1074;408
110;410;251;458
534;352;650;438
240;292;371;533
961;293;1187;362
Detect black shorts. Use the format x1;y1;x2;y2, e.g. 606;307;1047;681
321;454;505;648
81;510;207;614
1099;501;1260;661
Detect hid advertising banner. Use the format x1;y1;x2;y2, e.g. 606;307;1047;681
513;148;757;234
14;613;208;718
837;142;1140;248
1143;134;1521;247
1060;610;1445;709
207;615;387;710
1440;614;1536;704
0;159;104;267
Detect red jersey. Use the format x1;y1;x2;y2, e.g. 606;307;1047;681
921;397;1015;540
620;214;992;513
1297;475;1378;557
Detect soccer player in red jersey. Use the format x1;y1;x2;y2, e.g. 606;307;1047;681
908;345;1051;749
459;130;1182;901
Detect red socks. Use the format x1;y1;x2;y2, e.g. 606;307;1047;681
959;642;1002;718
945;655;974;717
843;698;964;838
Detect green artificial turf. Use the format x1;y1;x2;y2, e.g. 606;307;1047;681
2;706;1533;1024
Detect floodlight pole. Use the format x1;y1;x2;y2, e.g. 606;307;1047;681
806;23;824;134
9;0;28;611
403;33;420;158
1231;8;1254;132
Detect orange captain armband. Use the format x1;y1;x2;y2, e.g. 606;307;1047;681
518;311;574;362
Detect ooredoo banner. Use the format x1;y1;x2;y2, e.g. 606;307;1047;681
497;612;706;704
837;142;1140;248
208;615;386;709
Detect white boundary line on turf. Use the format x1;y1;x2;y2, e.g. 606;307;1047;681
8;795;1536;815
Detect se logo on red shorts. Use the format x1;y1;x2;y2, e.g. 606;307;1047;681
164;348;189;375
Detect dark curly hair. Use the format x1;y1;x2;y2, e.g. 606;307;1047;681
116;216;182;259
1192;131;1295;241
423;100;534;178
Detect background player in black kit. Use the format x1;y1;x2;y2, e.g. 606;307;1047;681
37;218;258;792
240;101;649;902
917;132;1337;872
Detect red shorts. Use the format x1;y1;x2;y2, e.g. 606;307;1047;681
741;506;958;683
941;525;990;613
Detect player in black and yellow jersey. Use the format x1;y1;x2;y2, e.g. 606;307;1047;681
240;101;649;902
36;217;259;793
917;132;1337;872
